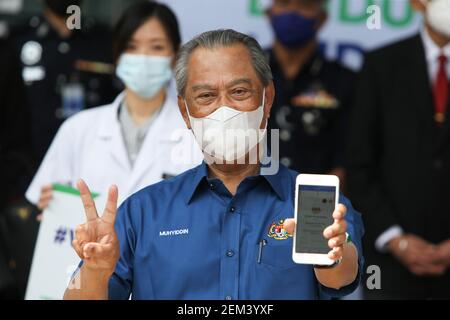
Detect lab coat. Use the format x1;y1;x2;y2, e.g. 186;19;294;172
26;92;203;205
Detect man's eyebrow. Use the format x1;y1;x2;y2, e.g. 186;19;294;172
227;78;252;88
191;78;252;92
191;84;215;92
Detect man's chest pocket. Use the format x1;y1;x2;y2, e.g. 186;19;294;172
258;242;298;270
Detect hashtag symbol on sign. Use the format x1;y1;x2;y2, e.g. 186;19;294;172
54;227;67;244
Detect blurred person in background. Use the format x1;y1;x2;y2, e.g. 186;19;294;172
0;39;35;299
9;0;121;165
26;1;202;214
265;0;354;186
347;0;450;299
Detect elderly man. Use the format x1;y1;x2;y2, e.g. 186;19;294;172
64;29;363;300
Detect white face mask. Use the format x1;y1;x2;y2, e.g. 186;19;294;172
422;0;450;38
116;54;172;98
185;89;266;162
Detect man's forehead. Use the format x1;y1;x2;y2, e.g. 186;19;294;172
186;44;258;88
188;43;251;63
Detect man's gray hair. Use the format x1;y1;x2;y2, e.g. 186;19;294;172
175;29;273;97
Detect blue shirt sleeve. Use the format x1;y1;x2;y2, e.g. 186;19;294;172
108;198;136;300
318;194;365;299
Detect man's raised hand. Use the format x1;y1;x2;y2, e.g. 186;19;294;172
72;179;120;274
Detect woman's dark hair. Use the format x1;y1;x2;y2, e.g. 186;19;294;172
113;1;181;63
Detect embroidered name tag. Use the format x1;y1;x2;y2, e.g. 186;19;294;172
159;229;189;237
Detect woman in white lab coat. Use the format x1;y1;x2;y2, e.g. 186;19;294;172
26;1;202;211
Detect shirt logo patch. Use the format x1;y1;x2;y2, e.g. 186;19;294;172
267;219;292;240
159;228;189;237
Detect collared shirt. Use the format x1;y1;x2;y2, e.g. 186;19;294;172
118;101;159;167
421;27;450;84
106;162;364;300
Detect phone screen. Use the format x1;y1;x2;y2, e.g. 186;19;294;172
295;185;336;254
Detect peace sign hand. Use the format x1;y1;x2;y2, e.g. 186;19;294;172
72;179;120;275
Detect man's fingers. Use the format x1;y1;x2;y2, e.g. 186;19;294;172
83;242;112;259
72;239;84;259
328;234;346;249
332;204;347;220
324;219;347;239
102;185;118;224
328;246;343;261
77;179;99;222
283;218;295;235
74;224;90;246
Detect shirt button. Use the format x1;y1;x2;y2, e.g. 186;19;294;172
229;206;235;213
225;296;232;300
209;183;215;190
226;250;234;257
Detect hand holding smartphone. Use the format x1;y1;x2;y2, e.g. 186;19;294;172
292;174;340;266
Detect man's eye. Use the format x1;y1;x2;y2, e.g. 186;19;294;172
199;93;213;99
232;89;250;97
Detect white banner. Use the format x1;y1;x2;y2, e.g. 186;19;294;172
160;0;422;70
25;185;105;300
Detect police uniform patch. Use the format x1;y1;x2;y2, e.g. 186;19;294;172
267;219;292;240
291;89;339;109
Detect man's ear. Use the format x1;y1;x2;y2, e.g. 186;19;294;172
410;0;426;13
177;95;192;129
264;82;275;120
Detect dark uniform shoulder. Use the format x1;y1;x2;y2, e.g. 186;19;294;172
364;33;421;65
320;57;356;83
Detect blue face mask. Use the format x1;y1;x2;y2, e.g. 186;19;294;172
116;54;172;99
271;12;318;48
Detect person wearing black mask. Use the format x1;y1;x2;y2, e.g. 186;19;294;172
265;0;355;188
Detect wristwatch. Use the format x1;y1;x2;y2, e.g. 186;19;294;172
314;232;351;269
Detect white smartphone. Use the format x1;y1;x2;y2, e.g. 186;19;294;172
292;174;339;266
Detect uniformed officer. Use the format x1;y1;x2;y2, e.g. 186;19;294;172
265;0;355;184
10;0;121;163
63;29;364;300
